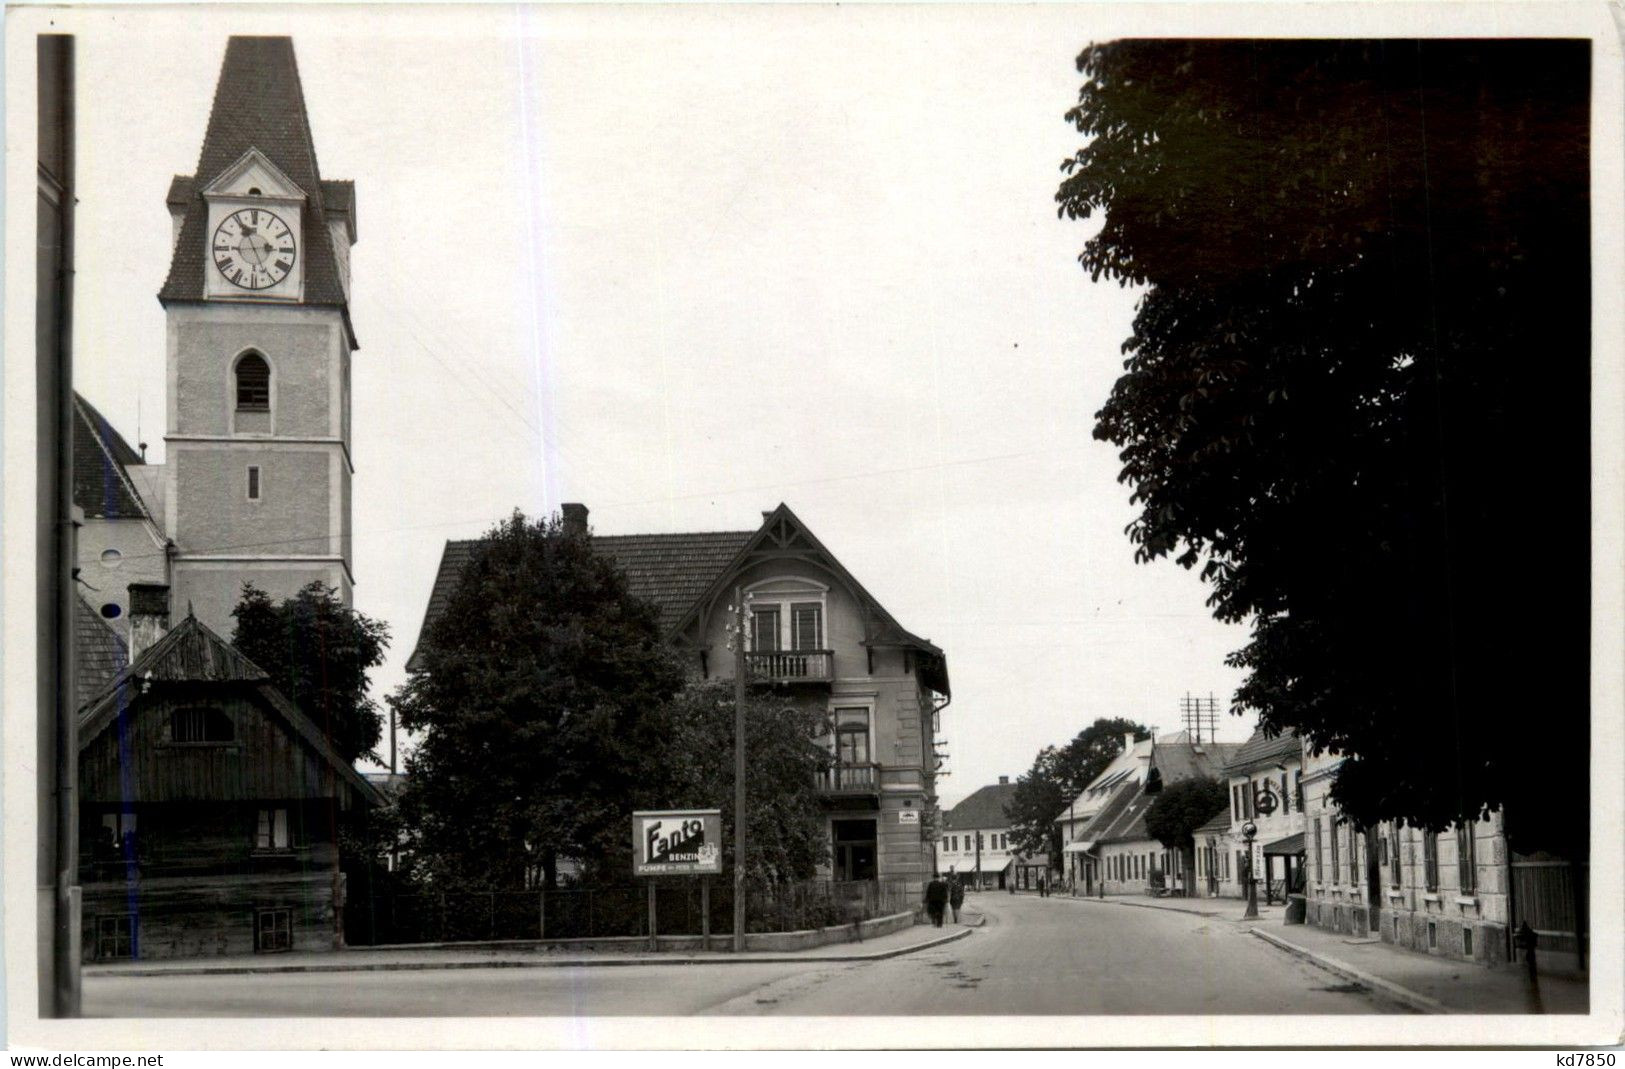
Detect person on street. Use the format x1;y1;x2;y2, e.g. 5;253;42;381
1038;873;1048;898
949;873;966;923
924;873;949;928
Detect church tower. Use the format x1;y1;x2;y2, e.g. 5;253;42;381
159;37;357;635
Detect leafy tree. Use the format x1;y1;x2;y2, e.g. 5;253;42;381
1006;717;1151;858
625;679;832;886
1144;777;1228;884
232;580;390;765
394;510;686;889
1057;41;1589;854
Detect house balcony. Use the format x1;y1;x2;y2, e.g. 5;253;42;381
746;649;833;684
817;762;881;810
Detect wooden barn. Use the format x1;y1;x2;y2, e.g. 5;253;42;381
77;590;380;961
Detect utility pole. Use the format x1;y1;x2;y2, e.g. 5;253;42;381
731;587;749;952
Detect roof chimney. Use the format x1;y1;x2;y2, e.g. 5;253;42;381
999;775;1009;785
561;502;589;538
1123;732;1136;753
127;582;170;664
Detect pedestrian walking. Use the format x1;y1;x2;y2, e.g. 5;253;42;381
924;873;949;928
1038;873;1048;898
949;873;966;923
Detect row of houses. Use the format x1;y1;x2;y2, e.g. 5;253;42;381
1048;727;1584;973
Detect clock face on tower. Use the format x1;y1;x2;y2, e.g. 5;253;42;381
211;208;298;291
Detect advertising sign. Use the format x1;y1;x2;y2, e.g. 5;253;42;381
897;810;920;825
632;810;723;876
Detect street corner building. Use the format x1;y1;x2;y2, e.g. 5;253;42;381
939;777;1019;889
67;35;378;961
411;503;951;896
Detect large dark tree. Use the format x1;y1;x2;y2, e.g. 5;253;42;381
1057;40;1589;854
1144;777;1228;885
394;511;687;888
232;580;391;766
1006;717;1151;858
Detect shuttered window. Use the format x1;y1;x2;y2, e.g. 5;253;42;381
236;353;270;410
1423;831;1440;892
1456;823;1477;893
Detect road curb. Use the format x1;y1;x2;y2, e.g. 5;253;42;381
85;926;973;980
1249;928;1448;1015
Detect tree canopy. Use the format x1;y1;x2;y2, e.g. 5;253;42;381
1057;40;1589;854
632;679;832;885
231;580;390;766
1144;777;1228;875
1006;717;1150;857
394;511;687;888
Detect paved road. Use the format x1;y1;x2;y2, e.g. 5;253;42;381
83;893;1406;1017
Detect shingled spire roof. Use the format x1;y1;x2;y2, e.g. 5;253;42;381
159;36;352;320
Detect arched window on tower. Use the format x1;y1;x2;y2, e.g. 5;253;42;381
236;353;270;412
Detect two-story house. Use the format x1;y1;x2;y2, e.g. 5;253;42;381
412;503;950;893
1056;730;1149;893
1221;727;1306;902
940;777;1018;889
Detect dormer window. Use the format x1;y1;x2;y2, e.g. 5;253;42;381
236;353;270;410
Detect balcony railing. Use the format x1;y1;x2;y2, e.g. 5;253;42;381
817;762;879;794
745;649;833;683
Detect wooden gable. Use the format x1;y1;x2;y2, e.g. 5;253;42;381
78;615;378;809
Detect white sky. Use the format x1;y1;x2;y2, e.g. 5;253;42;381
65;6;1259;804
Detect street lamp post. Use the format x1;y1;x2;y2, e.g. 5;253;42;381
1242;820;1259;920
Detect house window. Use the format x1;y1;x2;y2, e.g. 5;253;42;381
1423;831;1440;892
256;807;291;851
247;465;261;500
171;706;234;743
1348;824;1359;880
1456;823;1477;894
1314;819;1324;882
791;603;823;650
101;811;137;854
96;914;137;960
1280;773;1290;814
236;353;270;410
1463;927;1474;957
1294;770;1303;810
1231;784;1240;822
256;908;292;953
1389;825;1402;888
750;608;781;652
834;708;870;766
1330;821;1341;883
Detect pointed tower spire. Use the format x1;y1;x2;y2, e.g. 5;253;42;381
159;36;351;313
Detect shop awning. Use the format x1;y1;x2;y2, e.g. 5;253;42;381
1061;841;1096;854
1262;832;1305;856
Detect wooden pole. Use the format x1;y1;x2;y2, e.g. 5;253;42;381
701;877;711;952
647;880;658;953
733;587;748;952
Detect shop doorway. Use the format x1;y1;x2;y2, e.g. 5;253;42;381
832;819;877;881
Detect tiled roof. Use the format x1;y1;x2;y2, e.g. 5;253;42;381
73;394;150;520
160;37;350;311
74;594;128;699
407;530;754;671
1149;734;1242;784
1196;810;1233;836
595;532;756;631
1076;779;1143;842
942;781;1020;831
1223;727;1302;774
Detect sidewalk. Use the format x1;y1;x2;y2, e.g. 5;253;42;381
1052;891;1588;1015
84;915;977;979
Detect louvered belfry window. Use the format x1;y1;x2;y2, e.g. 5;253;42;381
236;353;270;410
